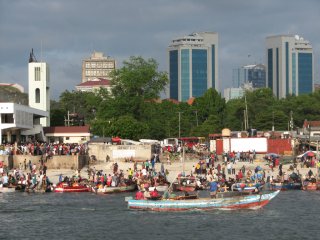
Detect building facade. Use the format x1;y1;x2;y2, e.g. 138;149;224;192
266;35;314;98
168;32;219;101
223;82;254;102
28;61;50;127
82;51;116;83
232;64;266;88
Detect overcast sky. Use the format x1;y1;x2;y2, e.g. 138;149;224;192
0;0;319;100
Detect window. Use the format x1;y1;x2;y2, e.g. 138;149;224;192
66;137;70;140
35;88;40;103
1;113;14;123
35;67;41;81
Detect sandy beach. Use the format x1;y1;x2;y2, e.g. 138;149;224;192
45;154;317;184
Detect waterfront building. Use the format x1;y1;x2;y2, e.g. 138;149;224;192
232;64;266;88
43;126;91;144
0;50;50;144
168;32;219;101
266;35;314;98
82;51;116;83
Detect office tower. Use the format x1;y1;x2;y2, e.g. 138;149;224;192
82;51;116;83
28;50;50;127
266;35;313;98
232;64;266;88
168;32;219;101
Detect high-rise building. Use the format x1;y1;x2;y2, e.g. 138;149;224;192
266;35;314;98
82;51;115;83
28;51;50;127
232;64;266;88
168;32;219;101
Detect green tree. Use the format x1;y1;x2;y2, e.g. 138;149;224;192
108;56;168;120
193;88;225;129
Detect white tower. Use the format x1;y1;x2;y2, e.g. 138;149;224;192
28;50;50;127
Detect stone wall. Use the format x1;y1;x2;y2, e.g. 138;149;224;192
88;143;152;162
1;154;89;170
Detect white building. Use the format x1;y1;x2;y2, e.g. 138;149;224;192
0;103;48;144
266;34;314;98
28;61;50;126
223;83;253;102
0;50;50;144
168;32;219;101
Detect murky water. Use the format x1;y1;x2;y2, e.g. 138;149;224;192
0;190;319;240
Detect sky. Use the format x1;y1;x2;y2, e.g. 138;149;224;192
0;0;319;100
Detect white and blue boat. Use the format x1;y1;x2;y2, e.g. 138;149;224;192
127;190;280;212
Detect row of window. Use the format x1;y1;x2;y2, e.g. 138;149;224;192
85;62;114;69
85;70;112;76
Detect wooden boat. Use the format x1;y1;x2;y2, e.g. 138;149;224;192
54;182;90;193
269;182;302;191
92;183;136;194
231;183;264;193
127;190;280;211
172;182;196;192
149;184;169;192
302;181;320;191
0;186;16;193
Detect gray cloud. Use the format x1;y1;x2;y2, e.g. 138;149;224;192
0;0;319;99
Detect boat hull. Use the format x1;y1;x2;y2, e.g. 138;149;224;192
270;182;302;191
172;183;196;192
93;184;136;194
0;187;16;193
302;181;320;191
54;185;90;193
148;185;169;192
128;191;280;211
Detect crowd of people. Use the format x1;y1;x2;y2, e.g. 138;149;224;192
0;142;88;157
0;159;52;192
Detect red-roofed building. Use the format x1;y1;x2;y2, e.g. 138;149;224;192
302;120;320;137
75;78;113;93
43;126;92;144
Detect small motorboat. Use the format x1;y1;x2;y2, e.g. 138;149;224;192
92;183;137;194
54;182;90;193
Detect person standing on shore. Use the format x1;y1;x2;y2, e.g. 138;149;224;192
209;178;219;198
24;159;27;171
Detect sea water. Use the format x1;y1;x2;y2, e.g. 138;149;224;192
0;190;319;240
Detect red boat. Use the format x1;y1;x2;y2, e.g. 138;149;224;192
54;182;91;193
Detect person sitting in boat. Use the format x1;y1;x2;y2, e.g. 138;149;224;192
135;189;145;200
143;188;151;199
150;188;161;199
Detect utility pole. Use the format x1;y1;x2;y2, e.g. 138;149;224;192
272;110;275;131
244;94;249;130
178;112;182;138
194;110;199;127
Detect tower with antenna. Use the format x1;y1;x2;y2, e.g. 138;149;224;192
28;48;50;127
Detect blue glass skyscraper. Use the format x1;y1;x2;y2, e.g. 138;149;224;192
168;32;219;101
266;35;314;98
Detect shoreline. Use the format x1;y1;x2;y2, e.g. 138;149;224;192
45;155;317;184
